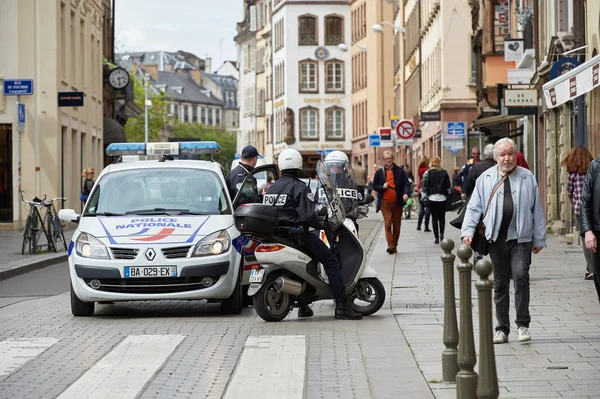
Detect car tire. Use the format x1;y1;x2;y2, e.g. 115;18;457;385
220;268;243;315
70;282;95;316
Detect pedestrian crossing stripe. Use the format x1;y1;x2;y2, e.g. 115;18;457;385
0;338;59;378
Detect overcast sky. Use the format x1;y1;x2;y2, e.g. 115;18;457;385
115;0;244;70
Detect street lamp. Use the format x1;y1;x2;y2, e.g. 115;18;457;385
372;22;406;34
144;73;150;150
338;43;367;52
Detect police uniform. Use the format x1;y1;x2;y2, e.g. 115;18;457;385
264;174;347;304
227;163;255;200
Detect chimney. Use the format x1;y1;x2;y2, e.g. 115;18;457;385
165;63;173;72
205;57;212;74
191;69;202;85
142;65;158;81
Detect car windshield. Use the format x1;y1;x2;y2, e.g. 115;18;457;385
84;168;231;216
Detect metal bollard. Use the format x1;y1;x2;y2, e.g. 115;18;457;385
475;259;499;399
456;244;477;399
440;238;459;383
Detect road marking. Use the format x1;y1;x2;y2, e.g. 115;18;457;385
0;338;59;378
224;335;306;399
57;334;185;399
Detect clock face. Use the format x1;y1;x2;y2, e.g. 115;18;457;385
109;68;130;89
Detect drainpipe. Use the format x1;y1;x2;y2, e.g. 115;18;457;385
34;0;40;198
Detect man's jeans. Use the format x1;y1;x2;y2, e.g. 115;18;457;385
489;239;533;336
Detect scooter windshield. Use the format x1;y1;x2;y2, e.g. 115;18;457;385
322;159;360;218
316;161;345;232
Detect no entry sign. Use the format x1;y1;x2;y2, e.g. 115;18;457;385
395;119;415;140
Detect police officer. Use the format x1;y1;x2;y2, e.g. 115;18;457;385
265;148;362;320
227;145;260;202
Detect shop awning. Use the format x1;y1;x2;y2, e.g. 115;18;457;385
542;53;600;109
471;114;525;129
103;117;127;144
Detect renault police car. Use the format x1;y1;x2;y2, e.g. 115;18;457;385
59;141;256;316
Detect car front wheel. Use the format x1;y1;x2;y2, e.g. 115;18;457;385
70;282;95;316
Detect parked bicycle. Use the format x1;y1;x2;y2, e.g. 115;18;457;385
21;191;52;254
41;196;67;252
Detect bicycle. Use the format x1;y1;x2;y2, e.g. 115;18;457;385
41;196;67;252
21;191;54;254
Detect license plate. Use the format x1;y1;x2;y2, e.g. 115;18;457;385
124;266;177;278
249;269;265;283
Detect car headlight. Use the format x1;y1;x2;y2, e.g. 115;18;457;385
192;230;231;257
76;232;110;259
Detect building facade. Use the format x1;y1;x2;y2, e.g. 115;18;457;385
255;0;274;163
0;0;107;229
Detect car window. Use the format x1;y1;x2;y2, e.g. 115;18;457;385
85;168;231;215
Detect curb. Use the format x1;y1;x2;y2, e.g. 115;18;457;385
0;254;68;281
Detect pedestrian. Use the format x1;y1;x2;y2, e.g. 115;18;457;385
516;151;530;170
421;157;451;244
462;138;546;344
580;153;600;303
227;145;260;203
354;159;368;199
457;147;481;187
373;150;411;254
452;167;461;191
80;168;95;208
462;144;496;198
416;156;431;232
561;146;595;280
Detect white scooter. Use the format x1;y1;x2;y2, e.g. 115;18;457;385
233;161;385;322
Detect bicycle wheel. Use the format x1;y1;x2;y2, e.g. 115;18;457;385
41;212;56;253
21;216;32;255
52;216;67;251
30;213;39;254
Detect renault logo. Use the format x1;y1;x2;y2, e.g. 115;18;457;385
145;248;156;261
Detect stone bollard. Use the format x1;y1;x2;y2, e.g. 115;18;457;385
475;259;499;399
456;244;478;399
440;238;459;383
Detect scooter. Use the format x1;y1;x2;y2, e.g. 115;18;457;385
233;161;386;322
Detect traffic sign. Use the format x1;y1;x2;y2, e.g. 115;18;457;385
369;135;381;147
3;79;34;96
396;119;415;140
447;122;466;137
396;139;413;147
378;127;394;147
17;103;25;132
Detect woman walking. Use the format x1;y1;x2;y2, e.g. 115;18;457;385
562;146;595;280
416;157;431;231
422;157;451;244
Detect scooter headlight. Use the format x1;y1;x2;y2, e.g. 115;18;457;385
192;230;231;257
76;232;110;259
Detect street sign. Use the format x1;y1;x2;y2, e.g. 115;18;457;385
447;122;466;137
378;127;394;147
396;139;413;147
368;135;381;147
449;148;462;155
395;119;415;140
17;103;25;132
3;79;34;96
420;111;441;122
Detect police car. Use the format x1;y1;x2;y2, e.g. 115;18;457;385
59;141;260;316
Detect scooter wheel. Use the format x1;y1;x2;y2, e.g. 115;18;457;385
252;274;292;322
347;278;386;316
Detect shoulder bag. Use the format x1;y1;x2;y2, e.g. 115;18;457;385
470;172;511;256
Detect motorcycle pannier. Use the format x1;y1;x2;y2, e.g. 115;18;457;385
234;204;279;238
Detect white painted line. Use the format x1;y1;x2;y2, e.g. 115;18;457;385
57;334;185;399
0;338;59;378
224;335;306;399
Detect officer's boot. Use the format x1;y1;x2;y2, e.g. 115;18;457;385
335;302;363;320
298;304;314;318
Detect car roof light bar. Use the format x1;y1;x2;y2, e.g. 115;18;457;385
105;141;221;157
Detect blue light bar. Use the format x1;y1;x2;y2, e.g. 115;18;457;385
105;141;221;157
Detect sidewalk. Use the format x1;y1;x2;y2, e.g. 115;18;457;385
391;213;600;399
0;228;73;280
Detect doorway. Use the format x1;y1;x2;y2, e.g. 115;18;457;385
0;124;13;223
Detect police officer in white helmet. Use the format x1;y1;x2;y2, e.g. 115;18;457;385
264;148;362;320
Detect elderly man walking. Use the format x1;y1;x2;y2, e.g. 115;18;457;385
373;150;411;254
461;138;546;344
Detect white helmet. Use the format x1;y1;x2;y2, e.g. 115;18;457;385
278;149;303;172
325;151;349;163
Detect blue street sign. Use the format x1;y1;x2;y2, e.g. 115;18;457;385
369;135;381;147
17;103;25;124
3;79;34;96
447;122;466;137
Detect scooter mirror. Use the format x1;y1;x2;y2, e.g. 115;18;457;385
360;193;375;205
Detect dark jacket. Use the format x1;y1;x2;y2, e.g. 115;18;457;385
423;168;450;197
462;158;496;197
227;163;255;200
264;174;322;230
580;158;600;234
372;164;411;207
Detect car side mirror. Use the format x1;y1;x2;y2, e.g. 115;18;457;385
59;209;80;224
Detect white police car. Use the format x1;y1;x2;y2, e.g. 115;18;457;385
59;141;268;316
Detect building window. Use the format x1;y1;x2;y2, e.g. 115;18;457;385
325;60;344;93
326;107;344;139
325;15;343;45
299;60;318;93
193;106;198;122
201;108;206;124
208;108;213;125
300;107;319;140
298;15;317;45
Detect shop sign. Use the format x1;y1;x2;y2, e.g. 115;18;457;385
504;89;537;107
543;53;600;108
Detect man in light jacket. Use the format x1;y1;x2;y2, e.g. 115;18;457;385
461;138;546;345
